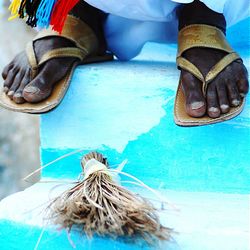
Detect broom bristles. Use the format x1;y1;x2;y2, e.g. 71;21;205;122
48;152;172;243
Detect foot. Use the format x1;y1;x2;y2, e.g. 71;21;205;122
2;37;77;104
2;1;107;105
178;0;249;118
181;48;249;118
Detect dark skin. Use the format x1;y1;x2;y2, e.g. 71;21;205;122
1;3;249;117
2;37;76;104
182;48;249;118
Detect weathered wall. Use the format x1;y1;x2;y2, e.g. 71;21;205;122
0;1;40;199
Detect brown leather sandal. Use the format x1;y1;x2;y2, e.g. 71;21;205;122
174;24;245;126
0;15;113;114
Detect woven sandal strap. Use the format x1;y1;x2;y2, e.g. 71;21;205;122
37;47;87;67
203;52;242;94
34;15;98;55
177;24;234;57
176;56;204;82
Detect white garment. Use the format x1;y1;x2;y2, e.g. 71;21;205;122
84;0;250;60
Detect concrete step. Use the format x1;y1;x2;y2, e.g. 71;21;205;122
0;18;249;250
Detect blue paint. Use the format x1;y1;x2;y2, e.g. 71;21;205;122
0;220;174;250
1;17;250;250
40;18;250;194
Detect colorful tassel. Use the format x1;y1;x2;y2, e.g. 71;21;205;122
26;0;42;27
18;0;27;18
8;0;79;32
8;0;22;20
36;0;57;29
50;0;79;33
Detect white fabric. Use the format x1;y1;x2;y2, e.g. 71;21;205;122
172;0;226;13
84;0;228;21
83;0;250;60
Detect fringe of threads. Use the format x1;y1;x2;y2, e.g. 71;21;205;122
36;0;57;29
18;0;27;18
8;0;21;20
8;0;79;32
50;0;79;33
26;0;42;27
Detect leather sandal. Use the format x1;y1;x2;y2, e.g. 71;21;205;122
174;24;245;126
0;15;113;114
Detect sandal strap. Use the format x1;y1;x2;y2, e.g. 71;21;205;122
38;47;87;67
26;41;38;79
25;15;98;79
177;24;242;96
26;44;86;79
177;24;233;57
34;15;98;55
176;56;204;82
205;52;241;83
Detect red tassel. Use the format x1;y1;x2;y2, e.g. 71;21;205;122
50;0;79;33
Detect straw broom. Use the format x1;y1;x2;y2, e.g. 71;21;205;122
48;152;172;243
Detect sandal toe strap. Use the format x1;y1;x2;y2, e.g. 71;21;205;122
205;52;242;84
26;44;86;79
26;42;38;79
177;52;242;96
38;47;87;66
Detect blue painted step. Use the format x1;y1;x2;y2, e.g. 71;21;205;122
0;17;249;250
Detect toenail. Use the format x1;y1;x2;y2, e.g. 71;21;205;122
240;93;245;98
232;99;240;106
14;93;22;98
7;91;14;96
190;101;205;110
208;107;219;113
220;104;229;113
24;86;39;94
3;87;9;93
220;104;229;110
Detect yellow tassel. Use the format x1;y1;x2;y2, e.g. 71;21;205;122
8;0;21;20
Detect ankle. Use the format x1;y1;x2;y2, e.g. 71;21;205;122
70;2;107;55
177;0;226;34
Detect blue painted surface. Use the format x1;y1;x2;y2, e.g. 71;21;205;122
0;18;249;250
40;18;250;194
0;220;172;250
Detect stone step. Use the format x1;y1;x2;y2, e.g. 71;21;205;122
0;17;249;250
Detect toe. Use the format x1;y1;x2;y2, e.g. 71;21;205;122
23;65;53;103
181;70;206;117
237;78;249;98
2;62;14;80
7;71;24;100
233;62;249;97
13;70;30;104
23;79;51;103
23;58;75;103
227;80;241;107
216;80;230;114
207;83;221;118
3;67;19;95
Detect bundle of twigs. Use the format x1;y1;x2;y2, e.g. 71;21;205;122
48;152;172;243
